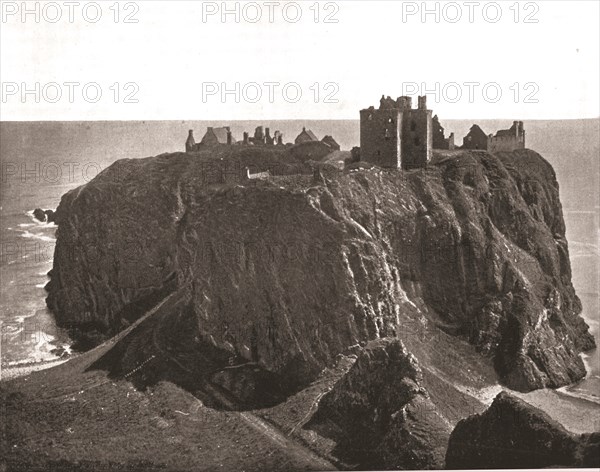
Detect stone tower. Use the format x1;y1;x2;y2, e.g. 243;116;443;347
359;95;432;169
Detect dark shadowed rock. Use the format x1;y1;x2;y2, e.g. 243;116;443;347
44;209;56;223
445;391;600;468
308;338;451;470
33;208;47;222
32;208;56;223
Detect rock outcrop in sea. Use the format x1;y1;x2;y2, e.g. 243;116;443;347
33;208;55;223
45;147;595;393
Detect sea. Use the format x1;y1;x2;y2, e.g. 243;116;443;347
1;119;598;411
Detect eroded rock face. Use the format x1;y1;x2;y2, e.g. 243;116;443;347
446;391;600;468
46;148;595;391
309;338;451;470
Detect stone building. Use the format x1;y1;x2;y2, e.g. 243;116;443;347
321;135;340;151
185;127;236;151
432;115;455;150
359;95;432;169
201;126;235;146
242;126;284;146
295;127;319;144
461;122;526;152
462;124;489;150
488;121;525;152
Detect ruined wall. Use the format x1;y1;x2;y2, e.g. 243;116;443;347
488;123;526;153
401;108;432;169
446;133;455;150
359;108;402;168
432;118;455;150
488;135;525;152
185;130;196;153
463;127;488;150
200;130;220;146
432;118;446;149
322;136;340;151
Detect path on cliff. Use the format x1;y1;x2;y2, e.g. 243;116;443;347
17;291;184;403
20;287;336;469
143;289;338;471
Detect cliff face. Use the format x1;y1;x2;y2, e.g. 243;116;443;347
308;338;451;470
446;391;600;468
46;148;595;392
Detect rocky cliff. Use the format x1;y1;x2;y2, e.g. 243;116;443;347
308;338;451;470
46;147;595;393
446;391;600;468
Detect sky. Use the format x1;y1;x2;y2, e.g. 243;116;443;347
1;0;599;120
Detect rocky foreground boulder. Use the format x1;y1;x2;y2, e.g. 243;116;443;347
45;148;594;393
309;338;451;470
446;391;600;468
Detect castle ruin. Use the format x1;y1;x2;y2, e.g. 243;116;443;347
462;122;525;152
432;115;455;150
295;127;319;145
186;127;234;152
462;124;489;150
243;126;285;146
184;102;525;172
185;125;339;157
487;121;525;152
360;95;433;169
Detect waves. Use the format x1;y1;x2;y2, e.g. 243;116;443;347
1;207;68;372
557;384;600;406
20;229;56;243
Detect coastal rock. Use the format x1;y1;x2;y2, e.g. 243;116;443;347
45;209;56;223
33;208;47;222
309;338;451;470
445;391;600;468
32;208;56;223
46;148;595;392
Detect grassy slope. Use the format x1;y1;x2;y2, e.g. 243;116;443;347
1;289;336;472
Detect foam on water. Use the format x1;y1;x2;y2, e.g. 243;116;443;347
20;230;56;243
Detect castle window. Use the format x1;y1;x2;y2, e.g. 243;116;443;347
411;121;416;131
414;137;420;146
377;150;381;156
388;117;394;124
368;114;373;121
384;128;391;140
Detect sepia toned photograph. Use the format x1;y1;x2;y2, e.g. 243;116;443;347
1;1;599;470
